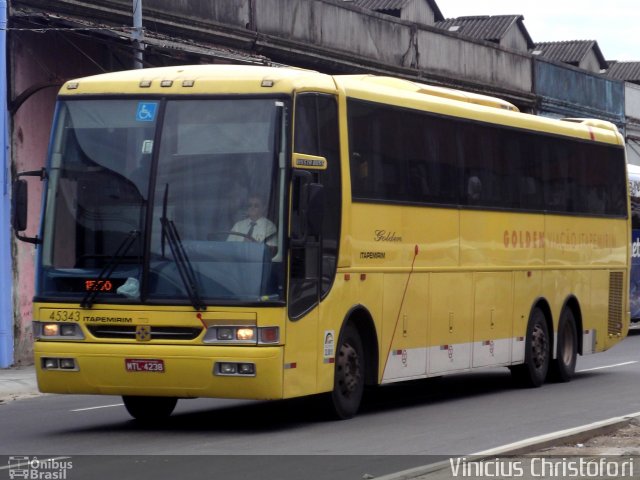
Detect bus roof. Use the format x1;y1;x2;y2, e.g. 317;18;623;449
333;74;623;147
337;75;520;112
59;64;336;96
60;64;623;147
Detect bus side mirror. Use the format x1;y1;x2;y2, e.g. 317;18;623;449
12;179;28;232
12;168;46;245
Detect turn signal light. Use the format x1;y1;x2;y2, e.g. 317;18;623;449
259;327;279;344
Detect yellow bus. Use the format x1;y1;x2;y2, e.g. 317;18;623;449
13;65;629;421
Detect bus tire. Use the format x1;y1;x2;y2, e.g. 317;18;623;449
512;307;550;388
548;308;578;382
123;396;178;422
330;323;365;419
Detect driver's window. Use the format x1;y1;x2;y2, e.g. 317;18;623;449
289;93;340;319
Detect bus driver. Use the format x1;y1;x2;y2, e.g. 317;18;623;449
227;195;277;246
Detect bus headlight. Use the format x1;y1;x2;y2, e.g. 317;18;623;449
236;328;255;341
203;326;279;345
43;324;60;337
34;322;84;340
216;328;235;340
60;324;78;336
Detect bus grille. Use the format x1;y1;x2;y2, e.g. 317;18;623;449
608;271;624;336
87;325;203;341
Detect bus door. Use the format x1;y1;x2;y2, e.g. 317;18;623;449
285;93;341;397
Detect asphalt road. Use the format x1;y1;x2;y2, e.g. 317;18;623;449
1;330;639;480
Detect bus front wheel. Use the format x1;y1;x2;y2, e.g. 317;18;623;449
123;396;178;422
512;307;550;387
330;324;365;419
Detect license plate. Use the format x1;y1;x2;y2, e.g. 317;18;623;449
125;359;165;373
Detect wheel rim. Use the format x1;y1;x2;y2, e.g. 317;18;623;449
561;322;576;365
337;341;361;397
531;323;548;369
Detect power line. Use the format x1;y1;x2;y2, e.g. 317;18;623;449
2;26;140;33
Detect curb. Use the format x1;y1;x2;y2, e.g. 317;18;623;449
375;411;640;480
474;411;640;456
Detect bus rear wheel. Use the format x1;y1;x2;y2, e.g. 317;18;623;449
512;307;550;387
123;396;178;422
330;324;365;419
548;308;578;382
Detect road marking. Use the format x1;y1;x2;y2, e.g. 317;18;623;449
577;360;638;372
70;403;124;412
474;411;640;456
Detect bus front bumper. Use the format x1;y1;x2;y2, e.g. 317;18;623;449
34;342;283;399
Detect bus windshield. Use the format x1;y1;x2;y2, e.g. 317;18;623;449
39;97;287;305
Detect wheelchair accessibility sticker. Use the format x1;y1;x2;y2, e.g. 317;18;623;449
136;102;158;122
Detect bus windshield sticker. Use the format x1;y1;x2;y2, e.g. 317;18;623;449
141;140;154;154
136;102;158;122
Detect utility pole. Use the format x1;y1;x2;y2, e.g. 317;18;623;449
0;0;13;368
132;0;143;69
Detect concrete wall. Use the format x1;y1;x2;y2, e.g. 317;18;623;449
257;0;416;67
579;49;602;74
626;83;640;166
414;28;531;94
626;82;640;120
501;26;528;53
400;0;436;26
534;59;624;124
20;0;533;105
253;0;533;101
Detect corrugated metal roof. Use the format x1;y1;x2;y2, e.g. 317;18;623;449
605;61;640;82
435;15;534;49
350;0;411;9
531;40;607;69
348;0;444;21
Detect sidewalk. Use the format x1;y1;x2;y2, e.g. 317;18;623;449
0;365;40;403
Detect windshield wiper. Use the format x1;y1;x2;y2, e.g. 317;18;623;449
160;184;206;311
80;230;140;309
